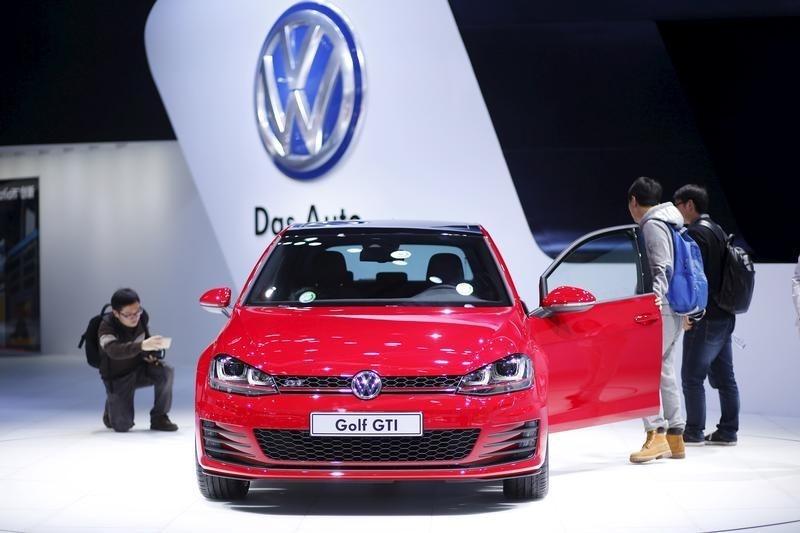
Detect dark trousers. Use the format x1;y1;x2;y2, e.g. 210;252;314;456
681;315;739;441
103;363;174;432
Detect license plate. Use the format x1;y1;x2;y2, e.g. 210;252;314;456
310;412;423;437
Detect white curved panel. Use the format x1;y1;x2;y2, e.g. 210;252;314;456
144;0;551;302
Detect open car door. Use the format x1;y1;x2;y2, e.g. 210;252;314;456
530;225;662;432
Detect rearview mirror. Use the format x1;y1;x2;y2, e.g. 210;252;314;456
539;285;596;315
199;287;232;317
359;242;394;263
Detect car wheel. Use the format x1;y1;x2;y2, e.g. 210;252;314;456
502;444;549;500
196;457;250;500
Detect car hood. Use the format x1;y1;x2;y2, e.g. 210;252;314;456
216;306;526;376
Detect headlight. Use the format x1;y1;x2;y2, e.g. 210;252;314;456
457;354;533;395
208;354;278;396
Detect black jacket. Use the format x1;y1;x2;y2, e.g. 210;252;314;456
686;214;734;320
97;314;147;380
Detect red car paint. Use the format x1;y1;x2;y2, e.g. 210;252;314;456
195;221;660;500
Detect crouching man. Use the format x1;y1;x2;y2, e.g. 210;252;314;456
99;288;178;432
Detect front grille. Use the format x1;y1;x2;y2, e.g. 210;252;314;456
274;375;461;393
201;420;261;466
254;429;480;462
382;376;461;389
275;376;350;389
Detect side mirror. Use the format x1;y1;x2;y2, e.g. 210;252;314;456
199;287;232;317
532;286;596;317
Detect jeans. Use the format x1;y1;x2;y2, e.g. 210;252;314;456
643;311;685;432
681;315;739;441
103;363;174;432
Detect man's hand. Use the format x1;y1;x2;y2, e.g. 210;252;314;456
143;354;161;364
683;310;705;331
654;295;662;309
142;335;170;351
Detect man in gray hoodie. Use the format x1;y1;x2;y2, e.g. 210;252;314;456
627;176;686;463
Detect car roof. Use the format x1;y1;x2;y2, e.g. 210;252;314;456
284;220;485;236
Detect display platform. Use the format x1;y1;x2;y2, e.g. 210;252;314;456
1;353;798;532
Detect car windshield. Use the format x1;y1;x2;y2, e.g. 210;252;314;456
246;231;511;307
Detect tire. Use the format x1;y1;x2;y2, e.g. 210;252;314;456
503;444;549;500
196;458;250;500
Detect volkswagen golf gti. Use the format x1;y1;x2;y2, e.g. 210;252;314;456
195;220;661;500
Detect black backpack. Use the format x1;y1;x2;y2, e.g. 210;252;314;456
78;304;151;368
698;219;756;314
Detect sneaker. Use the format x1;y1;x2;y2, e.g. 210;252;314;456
665;433;685;459
683;434;705;446
705;431;737;446
629;430;672;463
150;414;178;432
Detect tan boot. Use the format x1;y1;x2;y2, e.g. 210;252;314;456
629;430;672;463
666;433;685;459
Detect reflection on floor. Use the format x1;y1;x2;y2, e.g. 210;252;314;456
1;353;799;533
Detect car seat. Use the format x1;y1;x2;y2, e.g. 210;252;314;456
425;253;464;285
311;251;353;293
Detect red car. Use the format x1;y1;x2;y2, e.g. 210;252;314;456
195;221;661;500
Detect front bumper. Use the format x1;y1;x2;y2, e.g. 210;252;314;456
196;389;548;481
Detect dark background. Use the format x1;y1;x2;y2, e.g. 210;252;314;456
2;1;799;261
450;1;800;261
0;1;172;144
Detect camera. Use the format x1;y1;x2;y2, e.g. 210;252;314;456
144;349;166;360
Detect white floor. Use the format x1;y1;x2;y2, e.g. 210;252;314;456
1;354;799;533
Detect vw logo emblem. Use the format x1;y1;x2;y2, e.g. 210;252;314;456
255;2;365;180
351;370;382;400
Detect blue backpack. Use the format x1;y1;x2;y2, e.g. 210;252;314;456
658;221;708;315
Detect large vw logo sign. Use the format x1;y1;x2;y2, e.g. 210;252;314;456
351;370;382;400
255;2;365;180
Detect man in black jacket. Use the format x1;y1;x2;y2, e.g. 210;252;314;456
99;288;178;432
673;185;739;446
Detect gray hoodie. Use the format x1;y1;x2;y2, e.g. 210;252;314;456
639;202;685;310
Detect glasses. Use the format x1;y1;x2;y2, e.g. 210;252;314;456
118;308;143;320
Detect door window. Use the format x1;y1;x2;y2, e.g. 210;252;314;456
542;227;648;303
